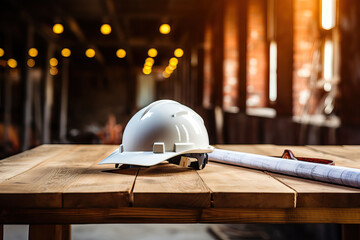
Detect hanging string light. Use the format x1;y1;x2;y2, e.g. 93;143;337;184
61;48;71;57
148;48;158;58
27;59;35;68
100;24;112;35
85;48;96;58
159;24;171;34
28;48;38;57
53;23;64;34
7;58;17;68
49;58;58;67
174;48;184;58
116;49;126;58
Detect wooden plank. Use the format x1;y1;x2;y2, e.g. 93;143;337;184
307;145;360;168
0;208;200;224
132;163;211;208
63;156;138;208
197;162;295;208
0;145;114;208
217;145;360;208
29;224;70;240
1;208;360;224
201;208;360;224
0;144;75;183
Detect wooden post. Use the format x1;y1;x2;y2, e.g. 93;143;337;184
238;0;248;112
29;224;70;240
59;58;69;142
4;71;12;148
274;0;293;116
22;24;35;151
42;43;55;144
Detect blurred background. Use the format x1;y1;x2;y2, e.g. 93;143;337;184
1;0;360;158
0;0;355;239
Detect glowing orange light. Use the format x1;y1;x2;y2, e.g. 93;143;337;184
49;58;58;67
100;24;112;35
85;48;96;58
143;68;151;75
0;48;4;57
27;59;35;67
148;48;158;58
174;48;184;58
61;48;71;57
169;57;178;66
53;24;64;34
162;71;170;78
50;67;58;76
116;49;126;58
159;24;171;34
7;58;17;68
28;48;38;57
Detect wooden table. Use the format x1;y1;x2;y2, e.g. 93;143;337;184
0;144;360;240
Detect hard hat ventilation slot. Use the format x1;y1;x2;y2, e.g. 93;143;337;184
119;144;124;153
174;143;194;152
153;142;165;153
172;110;189;118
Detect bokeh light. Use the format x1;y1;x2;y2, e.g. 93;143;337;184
85;48;96;58
28;48;38;57
53;23;64;34
162;71;170;78
148;48;158;58
143;68;151;75
61;48;71;57
7;58;17;68
169;57;178;66
50;67;58;76
0;48;4;57
27;59;35;68
159;24;171;34
174;48;184;58
49;57;58;67
116;49;126;58
100;24;112;35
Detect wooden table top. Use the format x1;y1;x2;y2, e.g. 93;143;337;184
1;144;360;224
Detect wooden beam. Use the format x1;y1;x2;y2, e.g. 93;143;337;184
274;0;293;116
238;0;248;112
42;43;55;144
59;58;69;142
22;24;35;151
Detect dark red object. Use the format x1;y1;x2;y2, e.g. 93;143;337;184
280;149;335;165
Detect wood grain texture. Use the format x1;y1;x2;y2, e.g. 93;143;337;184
1;208;360;224
0;144;74;183
63;163;137;208
216;145;360;208
132;163;211;208
0;145;116;208
201;208;360;224
197;162;295;208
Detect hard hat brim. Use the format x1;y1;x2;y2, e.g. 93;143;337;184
99;146;214;167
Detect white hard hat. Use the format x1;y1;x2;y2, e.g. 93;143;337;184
99;100;214;169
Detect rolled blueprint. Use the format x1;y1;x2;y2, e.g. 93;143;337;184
208;148;360;188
